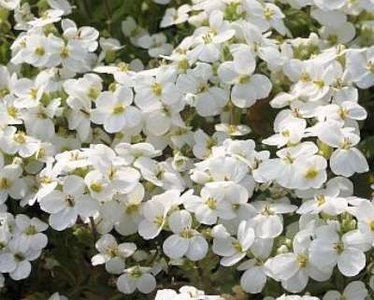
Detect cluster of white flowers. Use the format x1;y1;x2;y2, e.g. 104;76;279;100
0;0;373;298
0;213;48;281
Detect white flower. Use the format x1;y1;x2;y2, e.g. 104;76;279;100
354;200;374;242
0;126;40;158
114;184;145;236
161;5;191;28
213;221;255;266
347;47;374;89
238;238;273;294
309;223;367;277
138;190;181;239
263;113;306;148
316;122;369;177
0;238;41;280
184;184;229;225
91;234;136;274
189;10;235;62
266;230;331;293
134;68;181;111
15;214;48;251
39;175;98;231
91;86;141;133
218;45;272;108
297;185;348;215
252;201;297;238
64;73;102;141
177;63;228;117
163;210;208;261
117;266;156;294
323;281;368;300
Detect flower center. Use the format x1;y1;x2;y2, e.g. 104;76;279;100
130;267;143;279
264;7;275;20
14;132;27;144
90;182;103;193
313;79;325;89
0;177;11;190
205;197;217;210
25;225;37;235
180;229;194;239
112;104;125;115
340;137;352;150
0;87;9;98
261;204;274;216
316;195;326;206
304;167;319;179
29;88;38;100
238;75;251;84
60;47;69;59
152;83;163;96
333;242;345;254
65;195;75;207
338;108;349;120
7;106;18;118
125;203;140;215
14;252;25;262
233;240;243;252
117;62;129;72
296;254;308;268
154;215;164;226
34;47;45;57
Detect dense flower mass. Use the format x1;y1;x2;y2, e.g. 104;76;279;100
0;0;373;298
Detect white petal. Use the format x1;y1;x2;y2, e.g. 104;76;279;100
337;248;365;277
137;273;156;294
138;220;161;240
186;235;208;261
255;215;283;238
168;210;192;233
0;253;17;272
117;274;136;294
49;208;77;231
240;267;267;294
163;234;189;259
10;261;31;280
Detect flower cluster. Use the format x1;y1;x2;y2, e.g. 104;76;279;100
0;0;373;298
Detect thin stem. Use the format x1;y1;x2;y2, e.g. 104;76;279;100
103;0;112;34
89;216;97;241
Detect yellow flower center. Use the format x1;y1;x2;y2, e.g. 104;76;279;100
333;242;345;254
112;104;125;115
14;132;27;144
304;167;319;179
60;47;69;59
297;254;308;268
0;177;11;190
125;203;140;215
34;47;45;57
152;83;163;96
264;7;275;20
205;197;217;210
316;195;326;206
90;182;103;193
29;88;38;100
154;215;164;226
7;106;18;118
180;229;194;239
